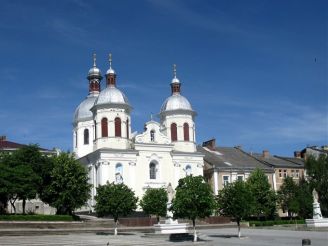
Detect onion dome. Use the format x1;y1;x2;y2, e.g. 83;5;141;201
87;53;102;80
73;94;98;125
95;87;129;105
160;64;194;114
106;53;116;75
93;53;131;109
160;94;193;112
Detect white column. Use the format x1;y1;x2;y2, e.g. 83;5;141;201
214;171;219;195
272;172;277;191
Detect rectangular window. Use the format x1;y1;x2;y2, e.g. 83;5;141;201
283;170;287;178
237;176;244;181
278;169;282;178
223;176;229;186
295;170;299;178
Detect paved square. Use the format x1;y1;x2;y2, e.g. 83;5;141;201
0;228;327;245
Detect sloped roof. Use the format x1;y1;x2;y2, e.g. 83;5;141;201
251;153;304;168
198;146;272;171
0;138;50;152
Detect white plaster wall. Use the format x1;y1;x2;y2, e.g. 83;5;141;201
73;120;94;158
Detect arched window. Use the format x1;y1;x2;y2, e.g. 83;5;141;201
115;163;123;184
84;129;89;145
150;130;155;142
101;118;108;137
185;165;192;176
126;118;129;139
171;123;177;142
115;117;121;137
183;123;189;141
149;162;156;179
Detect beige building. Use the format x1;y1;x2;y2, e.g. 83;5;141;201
249;150;304;191
199;139;275;195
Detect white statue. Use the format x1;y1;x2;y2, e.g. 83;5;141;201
312;189;322;219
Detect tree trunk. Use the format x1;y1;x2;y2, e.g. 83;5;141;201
157;216;160;224
114;219;118;235
193;219;197;242
22;199;26;215
237;220;241;238
10;199;16;214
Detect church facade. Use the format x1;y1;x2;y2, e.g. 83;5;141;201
73;54;204;210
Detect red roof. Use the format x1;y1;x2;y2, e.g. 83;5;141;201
0;140;26;149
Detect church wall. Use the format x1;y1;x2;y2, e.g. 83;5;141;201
73;120;94;158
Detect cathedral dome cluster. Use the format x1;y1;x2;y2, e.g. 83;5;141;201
72;53;203;210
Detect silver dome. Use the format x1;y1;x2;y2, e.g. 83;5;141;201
160;94;193;113
106;67;115;75
88;67;101;77
73;94;98;124
94;86;129;106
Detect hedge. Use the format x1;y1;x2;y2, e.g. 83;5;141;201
0;214;78;221
249;219;305;227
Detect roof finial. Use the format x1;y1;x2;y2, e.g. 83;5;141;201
173;64;177;78
109;53;112;68
93;53;97;67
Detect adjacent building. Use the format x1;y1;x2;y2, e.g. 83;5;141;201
199;139;275;195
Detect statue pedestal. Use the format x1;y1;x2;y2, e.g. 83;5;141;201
306;218;328;227
306;202;328;227
153;220;189;234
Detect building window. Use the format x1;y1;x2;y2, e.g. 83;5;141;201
278;169;282;178
84;129;89;145
185;165;192;176
149;162;156;179
115;163;123;184
183;123;189;141
150;130;155;142
291;169;295;178
171;123;177;142
237;175;244;181
283;169;287;178
115;117;121;137
126;118;129;139
101;118;108;137
295;170;299;178
223;176;229;186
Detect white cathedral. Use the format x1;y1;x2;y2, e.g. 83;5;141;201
73;54;204;209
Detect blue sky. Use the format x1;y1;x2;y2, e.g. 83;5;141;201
0;0;327;156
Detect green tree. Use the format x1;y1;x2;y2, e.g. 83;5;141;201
216;180;255;238
170;175;216;242
305;154;328;217
140;188;168;223
95;182;138;235
0;153;10;214
246;168;277;219
0;148;42;214
43;152;91;215
296;178;313;219
278;176;299;218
